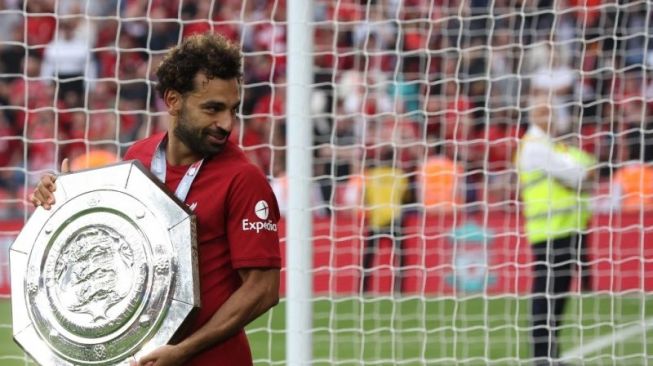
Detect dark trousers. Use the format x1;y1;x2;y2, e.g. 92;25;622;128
362;225;404;293
56;73;85;105
577;232;592;291
531;235;576;364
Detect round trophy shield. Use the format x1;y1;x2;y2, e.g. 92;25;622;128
10;160;200;365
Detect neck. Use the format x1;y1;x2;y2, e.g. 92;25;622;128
166;132;202;166
532;123;550;135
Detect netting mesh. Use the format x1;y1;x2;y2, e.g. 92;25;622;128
0;0;652;365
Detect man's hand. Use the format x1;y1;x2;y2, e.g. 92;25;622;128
29;159;70;210
131;345;190;366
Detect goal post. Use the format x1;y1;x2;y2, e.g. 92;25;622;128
286;0;314;364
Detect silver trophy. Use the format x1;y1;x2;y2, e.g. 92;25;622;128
10;160;200;365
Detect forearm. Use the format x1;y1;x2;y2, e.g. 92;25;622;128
521;143;587;189
176;269;279;359
543;158;586;190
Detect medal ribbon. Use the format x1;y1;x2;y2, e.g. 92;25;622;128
150;135;203;203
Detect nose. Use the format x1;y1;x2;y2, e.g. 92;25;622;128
214;112;235;132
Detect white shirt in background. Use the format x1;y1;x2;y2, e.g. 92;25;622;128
518;124;587;190
40;36;91;80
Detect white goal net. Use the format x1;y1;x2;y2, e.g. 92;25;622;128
0;0;652;365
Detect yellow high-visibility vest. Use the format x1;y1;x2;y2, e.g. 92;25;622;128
518;142;584;244
566;146;597;230
364;166;408;230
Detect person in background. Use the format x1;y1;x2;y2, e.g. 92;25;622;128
40;17;93;106
517;92;593;366
360;140;409;294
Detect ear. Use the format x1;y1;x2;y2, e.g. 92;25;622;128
163;90;182;116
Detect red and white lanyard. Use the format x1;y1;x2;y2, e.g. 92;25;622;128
150;135;204;203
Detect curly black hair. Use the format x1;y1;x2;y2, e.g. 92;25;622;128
155;33;242;97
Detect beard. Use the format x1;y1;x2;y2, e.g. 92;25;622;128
173;106;231;158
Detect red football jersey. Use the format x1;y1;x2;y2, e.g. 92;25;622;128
124;132;281;365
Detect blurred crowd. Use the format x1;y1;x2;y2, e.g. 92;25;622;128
0;0;652;219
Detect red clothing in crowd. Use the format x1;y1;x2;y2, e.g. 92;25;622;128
124;132;281;366
26;14;56;47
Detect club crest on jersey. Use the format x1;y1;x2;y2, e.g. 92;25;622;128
255;200;269;220
242;200;277;233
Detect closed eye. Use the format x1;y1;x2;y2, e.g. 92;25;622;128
199;101;240;115
203;106;223;114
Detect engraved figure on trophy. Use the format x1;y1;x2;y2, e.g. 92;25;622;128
47;224;148;337
56;226;134;320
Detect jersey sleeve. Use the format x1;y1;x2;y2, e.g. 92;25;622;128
122;133;162;166
123;141;147;163
226;164;282;269
123;145;136;160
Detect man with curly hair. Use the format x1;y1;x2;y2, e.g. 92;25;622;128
30;33;281;366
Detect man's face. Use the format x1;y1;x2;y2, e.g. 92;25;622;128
173;74;240;158
530;93;571;136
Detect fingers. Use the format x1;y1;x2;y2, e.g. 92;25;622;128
137;354;156;366
61;158;70;174
29;193;39;208
129;360;151;366
30;174;58;210
30;157;70;210
131;361;153;366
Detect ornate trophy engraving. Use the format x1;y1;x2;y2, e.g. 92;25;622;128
10;161;200;365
